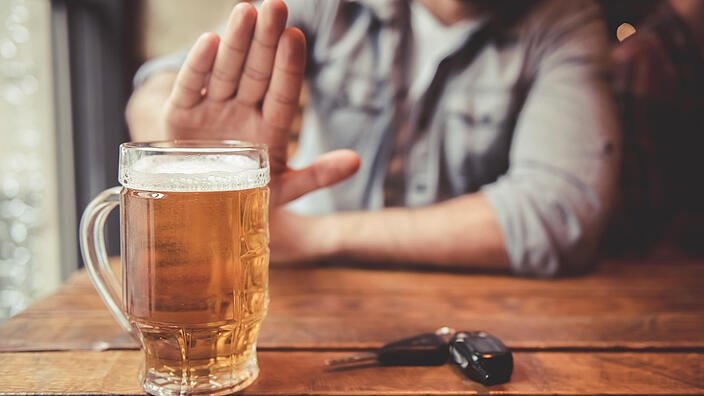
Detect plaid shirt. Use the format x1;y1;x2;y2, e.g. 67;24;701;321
608;3;704;253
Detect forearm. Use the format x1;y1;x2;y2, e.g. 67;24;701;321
322;193;510;270
125;71;177;141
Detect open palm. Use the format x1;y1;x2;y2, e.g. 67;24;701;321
162;0;359;206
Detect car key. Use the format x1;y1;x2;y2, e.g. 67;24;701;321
325;332;450;366
449;331;513;385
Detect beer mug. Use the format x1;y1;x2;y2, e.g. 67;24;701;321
80;141;270;395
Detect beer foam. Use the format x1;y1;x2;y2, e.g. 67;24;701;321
120;154;269;192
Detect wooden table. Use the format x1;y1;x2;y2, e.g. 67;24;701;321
1;257;703;394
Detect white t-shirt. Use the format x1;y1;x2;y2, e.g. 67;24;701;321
408;1;483;101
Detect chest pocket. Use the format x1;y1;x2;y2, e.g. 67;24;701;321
312;65;389;150
442;90;515;192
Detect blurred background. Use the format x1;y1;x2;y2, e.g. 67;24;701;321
0;0;237;323
0;0;678;323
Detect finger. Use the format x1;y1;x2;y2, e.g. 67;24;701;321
169;33;219;108
235;0;288;106
262;27;306;131
206;3;257;101
276;150;361;205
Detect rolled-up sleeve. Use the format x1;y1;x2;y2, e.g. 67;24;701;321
481;2;620;277
133;50;187;88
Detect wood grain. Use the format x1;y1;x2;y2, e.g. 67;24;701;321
4;311;703;352
1;258;704;395
1;351;702;395
1;259;703;352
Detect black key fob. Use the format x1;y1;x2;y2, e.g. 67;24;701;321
378;333;450;366
449;331;513;385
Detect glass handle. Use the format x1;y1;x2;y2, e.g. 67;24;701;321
79;186;134;336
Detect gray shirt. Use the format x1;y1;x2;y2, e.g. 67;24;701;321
134;0;620;277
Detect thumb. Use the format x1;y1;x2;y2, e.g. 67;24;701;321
273;149;360;206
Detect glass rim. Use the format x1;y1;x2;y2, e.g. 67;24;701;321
118;140;270;191
120;140;268;153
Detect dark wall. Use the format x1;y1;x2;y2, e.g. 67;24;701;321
52;0;138;262
599;0;661;40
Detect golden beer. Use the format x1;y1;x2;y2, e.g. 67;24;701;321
121;186;269;389
80;141;270;395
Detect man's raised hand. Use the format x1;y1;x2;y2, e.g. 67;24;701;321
162;0;359;206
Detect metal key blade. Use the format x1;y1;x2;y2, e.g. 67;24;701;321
325;351;377;366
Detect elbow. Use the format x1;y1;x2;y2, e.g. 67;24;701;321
124;84;155;142
512;200;606;278
484;180;609;278
125;72;177;142
533;227;602;278
124;90;142;136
